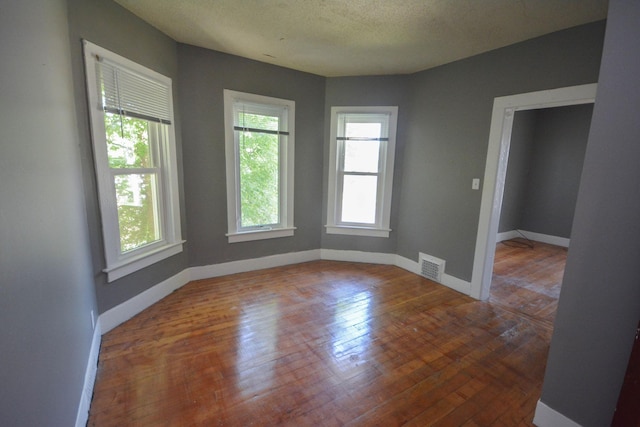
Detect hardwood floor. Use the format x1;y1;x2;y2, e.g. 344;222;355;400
490;238;567;328
88;246;565;426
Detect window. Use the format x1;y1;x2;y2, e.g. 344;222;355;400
223;90;295;243
83;41;183;282
326;106;398;237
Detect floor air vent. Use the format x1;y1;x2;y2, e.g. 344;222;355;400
419;253;445;283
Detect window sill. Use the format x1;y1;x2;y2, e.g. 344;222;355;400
325;225;391;238
103;240;185;283
227;227;296;243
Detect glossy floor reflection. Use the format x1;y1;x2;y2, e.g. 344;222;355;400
89;261;553;426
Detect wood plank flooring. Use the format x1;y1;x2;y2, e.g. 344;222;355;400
490;238;567;328
88;243;565;426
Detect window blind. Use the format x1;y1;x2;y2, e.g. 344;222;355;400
96;59;172;124
232;102;289;135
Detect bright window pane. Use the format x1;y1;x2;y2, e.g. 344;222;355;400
104;113;153;168
238;112;279;131
114;173;160;252
344;139;380;173
239;131;280;227
345;122;381;139
341;175;377;224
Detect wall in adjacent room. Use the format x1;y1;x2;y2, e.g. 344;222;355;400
177;45;325;267
499;104;592;238
520;104;592;238
396;21;605;281
66;0;189;313
499;110;537;233
0;1;97;425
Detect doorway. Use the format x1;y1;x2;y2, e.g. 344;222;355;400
489;104;592;323
470;84;597;301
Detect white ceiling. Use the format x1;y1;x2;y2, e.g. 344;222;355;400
114;0;608;77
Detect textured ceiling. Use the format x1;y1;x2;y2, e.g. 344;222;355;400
114;0;608;77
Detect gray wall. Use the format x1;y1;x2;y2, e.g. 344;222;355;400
66;0;189;313
396;21;605;281
499;110;537;233
177;45;325;267
321;76;411;253
521;105;592;238
540;1;640;425
499;105;592;238
0;1;97;425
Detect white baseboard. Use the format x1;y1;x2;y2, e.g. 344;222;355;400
394;254;419;274
189;249;320;281
75;319;101;427
521;230;570;248
99;269;191;334
533;400;582;427
496;230;521;242
497;230;570;248
320;249;396;265
394;254;471;295
441;273;472;295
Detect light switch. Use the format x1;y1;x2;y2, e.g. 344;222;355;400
472;178;480;190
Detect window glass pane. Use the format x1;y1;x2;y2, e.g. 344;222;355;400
114;173;160;252
238;112;279;131
345;122;381;139
344;139;380;173
341;175;377;224
239;131;280;227
104;112;154;168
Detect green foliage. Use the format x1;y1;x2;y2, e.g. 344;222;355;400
239;132;279;227
237;112;281;227
104;112;152;168
104;113;159;252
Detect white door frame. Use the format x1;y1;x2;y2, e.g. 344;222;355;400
470;83;598;300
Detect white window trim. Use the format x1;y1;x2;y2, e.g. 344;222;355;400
223;90;295;243
83;40;184;282
326;106;398;238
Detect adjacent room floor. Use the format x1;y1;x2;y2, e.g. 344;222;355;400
88;240;567;426
490;238;567;328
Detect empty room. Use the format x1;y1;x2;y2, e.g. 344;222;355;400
2;1;640;426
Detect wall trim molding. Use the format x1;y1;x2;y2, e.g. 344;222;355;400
533;400;582;427
497;230;570;248
394;254;471;295
75;319;102;427
320;249;396;265
442;273;472;295
189;249;321;281
100;269;191;334
496;230;523;242
394;254;419;274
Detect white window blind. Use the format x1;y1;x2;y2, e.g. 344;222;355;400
233;101;289;135
96;59;172;124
